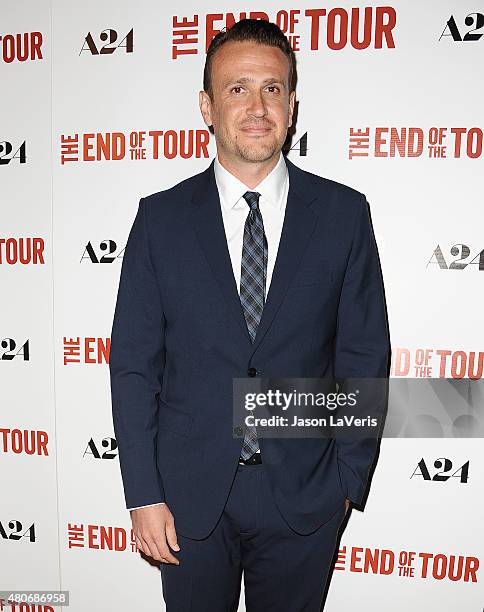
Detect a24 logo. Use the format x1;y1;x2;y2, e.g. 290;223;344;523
440;12;484;41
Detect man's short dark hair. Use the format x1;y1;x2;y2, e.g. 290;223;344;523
203;18;296;100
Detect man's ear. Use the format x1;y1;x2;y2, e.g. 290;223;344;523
199;90;213;127
288;90;296;128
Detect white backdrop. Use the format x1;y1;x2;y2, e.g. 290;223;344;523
1;0;483;610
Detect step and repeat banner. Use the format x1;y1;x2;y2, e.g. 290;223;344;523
1;0;483;610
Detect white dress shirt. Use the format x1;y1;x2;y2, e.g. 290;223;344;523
214;150;289;299
127;152;289;510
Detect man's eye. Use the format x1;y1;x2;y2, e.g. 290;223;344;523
231;86;244;94
266;86;280;93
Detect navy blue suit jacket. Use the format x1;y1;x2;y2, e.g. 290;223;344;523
109;156;390;539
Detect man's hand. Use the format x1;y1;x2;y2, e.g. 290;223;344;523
130;503;180;565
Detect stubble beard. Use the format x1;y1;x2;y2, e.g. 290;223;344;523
217;125;282;164
234;138;280;163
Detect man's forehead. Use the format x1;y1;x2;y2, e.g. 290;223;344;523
214;41;288;65
213;43;290;86
221;75;287;87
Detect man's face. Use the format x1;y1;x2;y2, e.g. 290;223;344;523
199;40;295;165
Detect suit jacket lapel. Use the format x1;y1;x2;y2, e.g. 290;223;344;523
189;160;253;349
249;156;319;356
189;156;320;356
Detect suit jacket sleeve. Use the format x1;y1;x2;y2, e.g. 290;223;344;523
334;193;390;506
109;197;166;509
127;503;166;511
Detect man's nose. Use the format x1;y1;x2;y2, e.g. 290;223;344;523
246;90;267;117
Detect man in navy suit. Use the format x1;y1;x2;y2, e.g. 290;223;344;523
109;18;390;612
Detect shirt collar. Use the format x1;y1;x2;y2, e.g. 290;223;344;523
214;151;288;212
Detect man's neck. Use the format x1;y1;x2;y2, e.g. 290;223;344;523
216;151;281;189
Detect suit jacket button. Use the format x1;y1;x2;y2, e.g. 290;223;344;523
247;367;257;377
234;426;244;436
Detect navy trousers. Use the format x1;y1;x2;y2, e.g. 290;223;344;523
160;461;346;611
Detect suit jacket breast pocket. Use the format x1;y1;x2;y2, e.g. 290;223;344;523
289;268;335;288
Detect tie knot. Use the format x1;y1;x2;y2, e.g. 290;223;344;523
243;191;261;211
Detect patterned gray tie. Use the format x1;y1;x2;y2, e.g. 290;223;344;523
239;190;267;459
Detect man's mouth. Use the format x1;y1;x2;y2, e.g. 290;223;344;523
240;125;272;133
